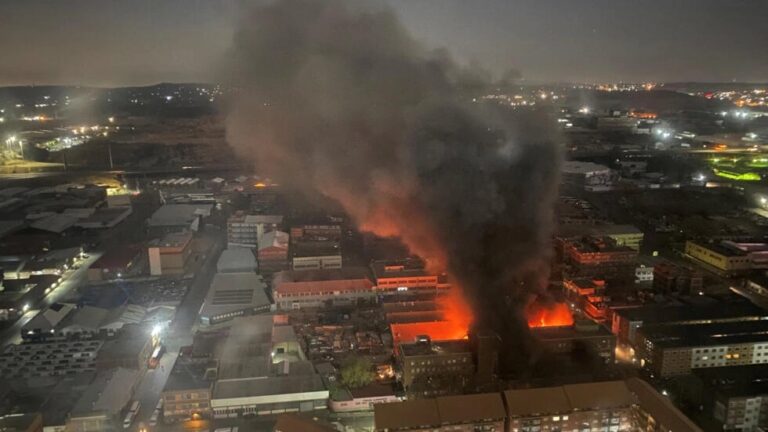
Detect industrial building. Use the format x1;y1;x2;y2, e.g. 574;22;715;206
216;248;258;273
272;267;374;310
199;272;271;326
561;161;615;191
685;240;768;275
147;203;212;234
66;368;139;432
209;315;329;418
148;231;193;276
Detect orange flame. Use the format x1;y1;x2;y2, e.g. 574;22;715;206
527;302;574;328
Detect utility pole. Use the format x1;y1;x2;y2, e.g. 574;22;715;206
107;142;114;170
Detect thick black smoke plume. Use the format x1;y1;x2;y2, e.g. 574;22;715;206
224;0;561;368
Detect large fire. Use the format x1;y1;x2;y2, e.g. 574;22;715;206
526;301;574;328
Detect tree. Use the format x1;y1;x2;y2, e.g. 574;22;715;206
339;355;373;389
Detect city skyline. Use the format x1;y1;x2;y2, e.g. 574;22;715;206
1;0;768;86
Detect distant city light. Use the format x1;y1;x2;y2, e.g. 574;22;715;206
578;106;590;114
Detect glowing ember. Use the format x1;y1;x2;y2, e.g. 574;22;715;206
526;302;574;328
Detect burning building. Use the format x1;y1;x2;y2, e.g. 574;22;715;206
225;0;561;370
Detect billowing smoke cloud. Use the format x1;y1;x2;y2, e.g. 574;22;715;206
225;0;561;368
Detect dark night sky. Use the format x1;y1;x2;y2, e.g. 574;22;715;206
1;0;767;86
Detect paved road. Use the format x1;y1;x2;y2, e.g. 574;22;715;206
0;252;102;348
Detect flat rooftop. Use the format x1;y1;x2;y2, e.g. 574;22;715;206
399;339;471;357
616;302;766;323
200;272;271;319
374;393;506;430
639;320;768;348
213;374;326;400
217;248;257;273
370;258;432;280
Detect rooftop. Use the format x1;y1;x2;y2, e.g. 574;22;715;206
273;267;373;295
370;258;432;280
213;374;326;400
258;230;289;251
147;204;212;227
616;302;766;323
639;320;768;348
149;231;193;249
625;378;702;432
217;248;257;273
374;393;505;430
399;339;472;357
503;381;636;417
200;272;271;319
71;368;139;416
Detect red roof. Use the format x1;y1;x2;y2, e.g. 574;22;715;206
275;278;373;296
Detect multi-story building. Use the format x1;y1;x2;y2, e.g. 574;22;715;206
685;240;768;275
397;339;475;399
227;212;282;248
611;303;768;346
636;320;768;377
290;237;342;271
162;358;214;423
257;230;289;274
653;261;703;294
374;380;701;432
272;267;374;310
148;231;193;276
370;259;442;294
562;236;638;283
290;223;342;244
374;393;506;432
504;381;636;432
693;365;768;431
532;321;616;363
